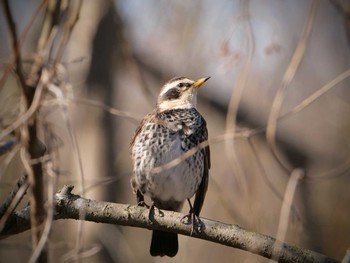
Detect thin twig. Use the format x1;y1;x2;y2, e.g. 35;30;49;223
0;73;46;141
224;0;255;211
68;98;141;123
266;0;319;173
0;179;29;231
0;0;46;91
2;2;49;261
26;0;60;88
1;0;27;94
0;174;28;219
278;68;350;180
0;143;20;182
47;77;87;260
29;161;57;263
149;129;253;176
247;136;285;202
280;69;350;120
270;169;304;262
54;0;83;62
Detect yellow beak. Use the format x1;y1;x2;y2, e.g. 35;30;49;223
193;77;210;88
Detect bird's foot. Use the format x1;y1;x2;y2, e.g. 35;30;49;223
148;203;155;221
135;190;150;208
137;200;150;208
181;211;203;235
148;203;164;222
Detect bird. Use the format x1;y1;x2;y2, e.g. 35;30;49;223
130;76;211;257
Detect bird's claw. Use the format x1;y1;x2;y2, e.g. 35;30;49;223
136;190;150;208
148;203;164;222
181;212;203;235
148;203;155;221
137;200;150;208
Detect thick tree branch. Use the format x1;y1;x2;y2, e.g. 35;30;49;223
1;185;339;263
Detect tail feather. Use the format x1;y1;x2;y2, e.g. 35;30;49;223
150;230;178;257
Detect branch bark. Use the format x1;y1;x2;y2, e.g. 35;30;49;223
1;185;339;263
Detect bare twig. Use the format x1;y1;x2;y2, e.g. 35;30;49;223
0;174;28;219
47;78;87;260
2;2;48;261
0;73;46;141
224;0;255;211
2;1;83;262
1;0;27;94
29;161;57;263
271;169;304;262
54;0;83;62
70;98;142;123
26;0;60;88
280;69;350;121
1;185;339;263
149;129;255;176
0;181;29;232
280;68;350;180
0;0;46;91
0;177;29;231
266;0;319;173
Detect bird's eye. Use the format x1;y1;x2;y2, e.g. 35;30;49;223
177;83;184;88
185;83;191;87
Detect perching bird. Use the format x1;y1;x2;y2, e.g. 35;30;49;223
130;76;210;257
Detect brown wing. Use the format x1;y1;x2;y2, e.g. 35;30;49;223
193;125;210;217
129;111;155;150
129;111;156;202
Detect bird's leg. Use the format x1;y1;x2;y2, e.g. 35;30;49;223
148;201;164;221
135;190;163;221
180;199;203;235
136;190;149;208
148;202;155;221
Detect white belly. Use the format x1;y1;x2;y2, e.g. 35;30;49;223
141;135;201;203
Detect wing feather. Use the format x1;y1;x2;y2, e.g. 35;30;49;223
193;123;210;216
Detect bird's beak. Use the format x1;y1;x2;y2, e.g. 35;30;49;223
192;77;210;88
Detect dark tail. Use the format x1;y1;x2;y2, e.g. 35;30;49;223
150;230;178;257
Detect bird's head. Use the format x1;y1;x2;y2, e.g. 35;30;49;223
157;76;210;112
